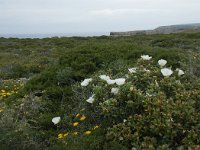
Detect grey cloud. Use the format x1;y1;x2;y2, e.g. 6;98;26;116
0;0;200;35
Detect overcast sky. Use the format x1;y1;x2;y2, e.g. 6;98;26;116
0;0;200;35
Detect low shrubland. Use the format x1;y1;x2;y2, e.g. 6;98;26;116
0;33;200;149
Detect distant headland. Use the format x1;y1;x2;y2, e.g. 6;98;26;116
110;23;200;36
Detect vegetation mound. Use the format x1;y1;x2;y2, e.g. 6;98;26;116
0;33;200;149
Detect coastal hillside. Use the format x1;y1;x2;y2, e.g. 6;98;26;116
0;33;200;149
110;23;200;36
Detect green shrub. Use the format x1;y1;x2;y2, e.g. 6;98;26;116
56;67;75;86
1;33;200;149
75;55;200;149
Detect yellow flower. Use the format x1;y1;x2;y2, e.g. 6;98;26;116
73;122;79;126
93;125;99;130
0;108;4;113
84;131;92;135
1;90;6;93
57;133;63;139
75;113;80;117
6;92;11;96
80;116;86;121
63;133;69;137
58;133;63;136
73;132;78;135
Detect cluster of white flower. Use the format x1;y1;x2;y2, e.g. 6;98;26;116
99;75;126;86
80;75;126;104
80;55;185;104
157;58;184;77
142;55;184;77
52;55;186;124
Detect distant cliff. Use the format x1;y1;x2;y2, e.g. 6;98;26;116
110;23;200;36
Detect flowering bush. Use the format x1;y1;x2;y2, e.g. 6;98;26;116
1;34;200;149
74;55;200;149
0;93;46;149
0;78;26;100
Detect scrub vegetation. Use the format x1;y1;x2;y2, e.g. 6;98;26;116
0;33;200;149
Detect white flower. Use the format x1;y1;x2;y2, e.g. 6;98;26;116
99;75;110;81
86;94;95;104
141;55;152;60
161;68;173;77
115;78;126;85
106;79;116;85
111;88;119;95
158;59;167;67
123;119;127;123
52;117;61;125
176;69;184;76
99;75;125;85
178;70;184;76
144;68;150;72
81;78;92;86
128;68;137;73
